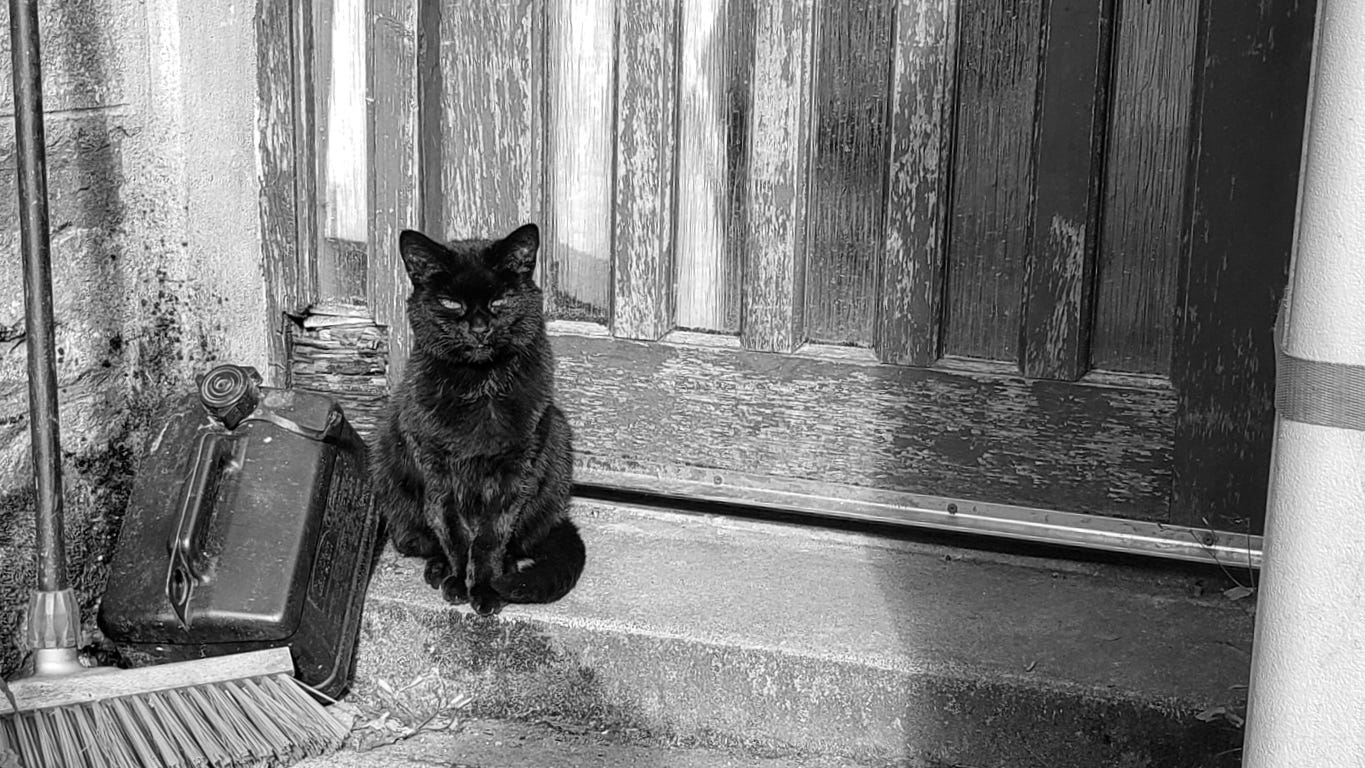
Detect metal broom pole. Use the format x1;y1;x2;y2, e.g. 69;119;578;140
9;0;82;676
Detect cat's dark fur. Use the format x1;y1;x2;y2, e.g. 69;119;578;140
371;222;584;616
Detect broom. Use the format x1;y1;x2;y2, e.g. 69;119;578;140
0;0;350;765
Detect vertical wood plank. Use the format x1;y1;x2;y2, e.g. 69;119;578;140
943;0;1044;363
320;0;368;246
317;0;369;305
256;0;300;385
292;0;320;309
438;0;542;239
876;0;958;367
544;0;614;323
1091;0;1198;374
369;0;418;382
804;0;895;346
742;0;815;354
675;0;753;334
612;0;678;340
417;0;443;238
1172;0;1316;532
1019;0;1114;380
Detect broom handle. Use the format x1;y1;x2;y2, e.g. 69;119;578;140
9;0;66;593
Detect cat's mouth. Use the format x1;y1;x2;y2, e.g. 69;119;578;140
462;345;495;362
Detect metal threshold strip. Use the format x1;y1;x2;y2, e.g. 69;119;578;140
573;461;1262;570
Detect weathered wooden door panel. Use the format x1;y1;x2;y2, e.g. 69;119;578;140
546;0;614;322
613;0;679;341
675;0;751;335
555;334;1175;518
1021;0;1110;382
1093;0;1198;376
878;0;956;368
945;0;1043;364
806;0;894;346
424;1;542;244
354;0;1314;561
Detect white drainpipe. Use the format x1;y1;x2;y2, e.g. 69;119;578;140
1243;0;1365;764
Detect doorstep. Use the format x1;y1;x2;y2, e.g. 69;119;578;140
342;500;1253;767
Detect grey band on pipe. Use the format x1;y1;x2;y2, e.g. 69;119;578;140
1275;304;1365;431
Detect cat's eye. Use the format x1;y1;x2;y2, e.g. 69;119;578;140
490;298;508;313
438;297;465;314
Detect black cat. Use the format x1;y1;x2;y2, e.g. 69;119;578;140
371;222;584;616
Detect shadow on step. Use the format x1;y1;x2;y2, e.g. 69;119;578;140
874;549;1248;768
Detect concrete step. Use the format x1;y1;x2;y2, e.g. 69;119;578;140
346;500;1254;768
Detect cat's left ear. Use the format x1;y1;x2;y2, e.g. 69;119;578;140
493;223;539;276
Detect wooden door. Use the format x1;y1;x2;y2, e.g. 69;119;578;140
356;0;1316;566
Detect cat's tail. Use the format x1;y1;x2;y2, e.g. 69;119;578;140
495;518;586;604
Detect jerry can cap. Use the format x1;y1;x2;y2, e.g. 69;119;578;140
197;364;262;430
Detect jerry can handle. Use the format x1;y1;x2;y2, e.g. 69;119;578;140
165;431;239;629
165;363;260;627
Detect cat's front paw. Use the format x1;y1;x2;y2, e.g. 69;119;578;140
391;529;440;559
440;575;469;605
423;557;450;589
468;583;504;616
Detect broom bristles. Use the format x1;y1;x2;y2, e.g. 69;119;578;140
1;666;349;768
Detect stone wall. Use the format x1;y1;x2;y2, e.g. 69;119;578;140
0;0;272;674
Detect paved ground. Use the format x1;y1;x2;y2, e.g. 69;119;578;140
298;718;923;768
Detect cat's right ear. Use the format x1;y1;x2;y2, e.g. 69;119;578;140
399;230;446;286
